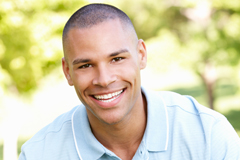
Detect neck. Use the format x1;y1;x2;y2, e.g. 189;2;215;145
87;92;147;160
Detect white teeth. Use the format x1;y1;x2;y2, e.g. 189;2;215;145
94;90;123;101
99;96;117;103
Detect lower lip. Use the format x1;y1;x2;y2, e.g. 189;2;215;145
91;89;125;108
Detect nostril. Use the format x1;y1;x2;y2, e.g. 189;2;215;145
92;73;117;87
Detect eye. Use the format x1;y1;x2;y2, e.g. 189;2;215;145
78;64;92;69
112;57;123;62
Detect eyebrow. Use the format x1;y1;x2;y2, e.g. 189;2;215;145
72;49;129;65
72;58;90;65
109;49;129;57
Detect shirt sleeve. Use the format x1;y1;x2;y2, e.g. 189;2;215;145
211;117;240;159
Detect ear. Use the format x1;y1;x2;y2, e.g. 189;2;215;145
137;39;147;69
62;57;74;86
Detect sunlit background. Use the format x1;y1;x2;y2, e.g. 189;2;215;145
0;0;240;159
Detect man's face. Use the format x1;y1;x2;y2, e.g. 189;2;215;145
62;19;147;125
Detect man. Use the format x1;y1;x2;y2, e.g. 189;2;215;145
19;3;240;160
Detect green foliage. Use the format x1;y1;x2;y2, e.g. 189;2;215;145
118;0;240;110
224;110;240;132
0;0;86;94
1;0;240;102
119;0;240;69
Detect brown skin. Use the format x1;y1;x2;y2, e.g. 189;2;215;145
62;19;147;160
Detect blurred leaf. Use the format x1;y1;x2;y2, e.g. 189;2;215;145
0;0;86;94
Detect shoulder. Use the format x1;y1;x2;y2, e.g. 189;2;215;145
157;91;224;121
153;90;232;141
143;88;240;159
158;91;240;157
20;105;81;155
157;91;239;157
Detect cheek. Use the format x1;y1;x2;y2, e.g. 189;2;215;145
72;71;94;96
126;61;140;78
115;61;141;84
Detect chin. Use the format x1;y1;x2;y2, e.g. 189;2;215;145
99;115;126;125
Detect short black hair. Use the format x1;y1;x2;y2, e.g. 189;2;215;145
62;3;135;40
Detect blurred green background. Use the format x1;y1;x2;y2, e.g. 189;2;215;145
0;0;240;159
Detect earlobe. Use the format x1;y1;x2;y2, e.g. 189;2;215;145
62;57;74;86
137;39;147;69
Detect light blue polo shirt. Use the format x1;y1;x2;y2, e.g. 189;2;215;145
19;88;240;160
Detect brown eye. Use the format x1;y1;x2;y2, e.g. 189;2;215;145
79;64;92;69
112;57;123;62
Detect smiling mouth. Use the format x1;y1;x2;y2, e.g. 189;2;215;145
92;89;124;103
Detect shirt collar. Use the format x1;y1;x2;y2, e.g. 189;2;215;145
142;87;169;152
71;87;169;159
72;106;105;160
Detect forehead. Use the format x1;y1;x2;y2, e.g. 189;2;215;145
65;18;130;43
63;19;136;62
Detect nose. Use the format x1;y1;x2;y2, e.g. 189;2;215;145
92;64;117;87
